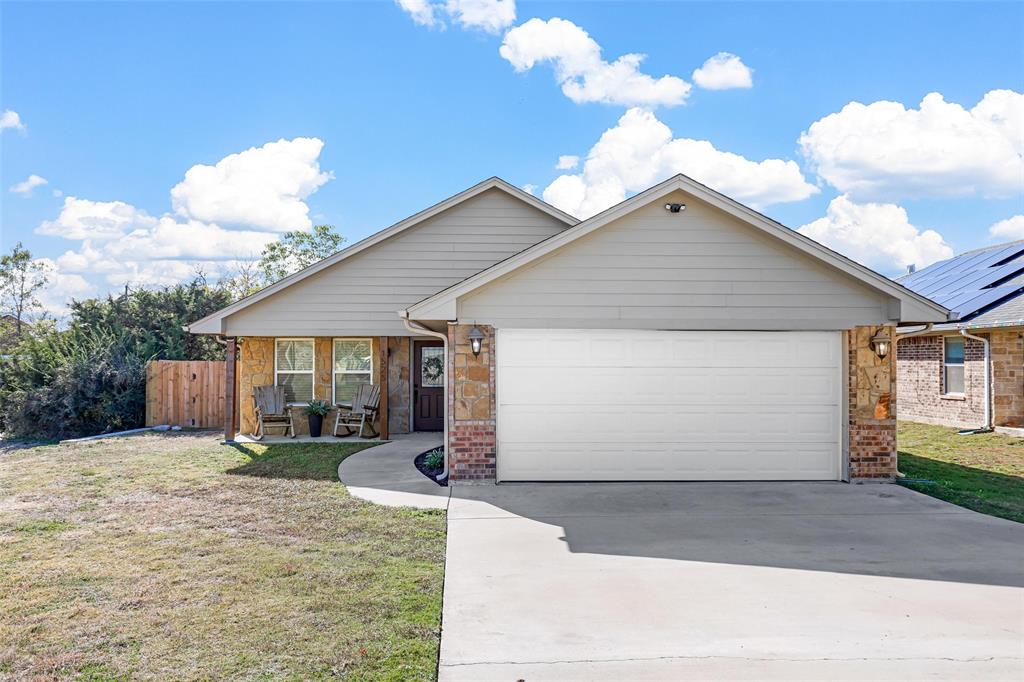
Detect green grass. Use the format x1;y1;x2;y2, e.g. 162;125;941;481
898;421;1024;524
0;433;446;681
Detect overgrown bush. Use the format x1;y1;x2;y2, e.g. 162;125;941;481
0;278;231;440
1;328;148;439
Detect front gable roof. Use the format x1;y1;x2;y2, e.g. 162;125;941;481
188;177;578;334
404;174;951;324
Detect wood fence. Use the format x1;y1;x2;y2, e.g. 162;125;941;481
145;360;227;428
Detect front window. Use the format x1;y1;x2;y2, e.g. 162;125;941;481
944;337;965;395
275;339;314;403
334;339;373;404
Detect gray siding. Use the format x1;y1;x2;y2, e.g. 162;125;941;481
224;188;568;336
458;190;895;331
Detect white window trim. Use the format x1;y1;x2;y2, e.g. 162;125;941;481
332;337;375;406
275;337;315;405
942;335;965;397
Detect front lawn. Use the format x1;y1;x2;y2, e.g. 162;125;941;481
898;421;1024;524
0;433;446;680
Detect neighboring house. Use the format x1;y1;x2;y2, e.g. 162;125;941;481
189;175;949;483
896;241;1024;431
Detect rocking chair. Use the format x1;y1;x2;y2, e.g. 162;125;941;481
334;384;381;438
252;385;295;440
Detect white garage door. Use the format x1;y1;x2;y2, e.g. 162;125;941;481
496;329;842;481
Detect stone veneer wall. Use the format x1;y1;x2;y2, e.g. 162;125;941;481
387;337;412;435
236;336;382;437
848;326;898;479
447;323;496;482
990;329;1024;427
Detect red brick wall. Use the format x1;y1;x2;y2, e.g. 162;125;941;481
447;324;496;482
896;333;987;428
848;326;897;479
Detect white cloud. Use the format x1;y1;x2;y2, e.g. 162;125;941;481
395;0;515;33
445;0;515;33
500;18;691;107
691;52;753;90
38;197;159;241
989;215;1024;241
396;0;441;27
0;109;25;133
522;183;537;195
170;137;332;232
52;189;63;198
799;89;1024;200
555;154;579;170
31;258;96;318
9;174;48;197
798;195;953;274
542;107;818;218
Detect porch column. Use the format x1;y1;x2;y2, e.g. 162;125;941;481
223;336;237;443
378;336;389;440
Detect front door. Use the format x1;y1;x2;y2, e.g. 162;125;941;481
414;340;445;431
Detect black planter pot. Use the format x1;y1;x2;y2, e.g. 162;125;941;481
308;414;324;438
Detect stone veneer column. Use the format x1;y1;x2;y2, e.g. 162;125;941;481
848;325;897;479
238;337;274;436
447;323;496;482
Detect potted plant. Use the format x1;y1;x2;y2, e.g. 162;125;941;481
304;399;331;438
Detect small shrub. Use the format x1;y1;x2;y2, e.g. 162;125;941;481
423;448;444;470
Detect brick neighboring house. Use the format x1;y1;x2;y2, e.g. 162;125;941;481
896;241;1024;431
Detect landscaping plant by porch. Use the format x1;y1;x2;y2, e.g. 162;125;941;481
304;398;331;438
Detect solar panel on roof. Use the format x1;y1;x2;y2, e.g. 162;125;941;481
897;242;1024;321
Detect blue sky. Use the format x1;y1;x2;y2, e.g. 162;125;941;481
2;1;1022;313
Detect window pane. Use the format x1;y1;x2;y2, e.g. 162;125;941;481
945;338;965;364
277;373;313;403
335;372;371;404
276;340;314;372
945;365;965;394
334;340;372;372
421;346;444;387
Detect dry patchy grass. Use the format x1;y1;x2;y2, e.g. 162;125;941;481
0;433;445;680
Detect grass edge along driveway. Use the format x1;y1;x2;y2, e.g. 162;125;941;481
898;420;1024;524
0;433;445;681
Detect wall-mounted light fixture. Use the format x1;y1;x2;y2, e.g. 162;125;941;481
870;328;891;360
664;203;686;213
468;326;485;356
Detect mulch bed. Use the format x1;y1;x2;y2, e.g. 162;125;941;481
414;449;448;487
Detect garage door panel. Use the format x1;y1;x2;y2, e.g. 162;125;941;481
496;330;841;481
500;367;838;406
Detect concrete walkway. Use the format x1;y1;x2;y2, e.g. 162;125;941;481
337;431;447;509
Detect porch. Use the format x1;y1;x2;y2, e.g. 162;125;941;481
222;335;445;443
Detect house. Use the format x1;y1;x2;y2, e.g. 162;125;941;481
188;175;949;483
896;241;1024;431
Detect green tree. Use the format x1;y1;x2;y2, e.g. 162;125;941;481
0;242;49;336
258;225;344;283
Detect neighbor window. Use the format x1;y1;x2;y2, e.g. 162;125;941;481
333;338;373;404
944;336;965;395
275;339;314;403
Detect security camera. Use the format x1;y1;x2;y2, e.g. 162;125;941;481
664;203;686;213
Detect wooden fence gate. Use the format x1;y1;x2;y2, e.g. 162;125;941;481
145;360;226;428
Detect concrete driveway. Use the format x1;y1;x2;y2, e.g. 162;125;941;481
441;482;1024;681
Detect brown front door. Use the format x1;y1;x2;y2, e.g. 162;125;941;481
414;340;444;431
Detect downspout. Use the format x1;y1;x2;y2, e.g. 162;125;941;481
960;328;993;432
895;323;933;342
401;311;450;481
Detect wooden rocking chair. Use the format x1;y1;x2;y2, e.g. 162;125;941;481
334;384;381;438
252;385;295;440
